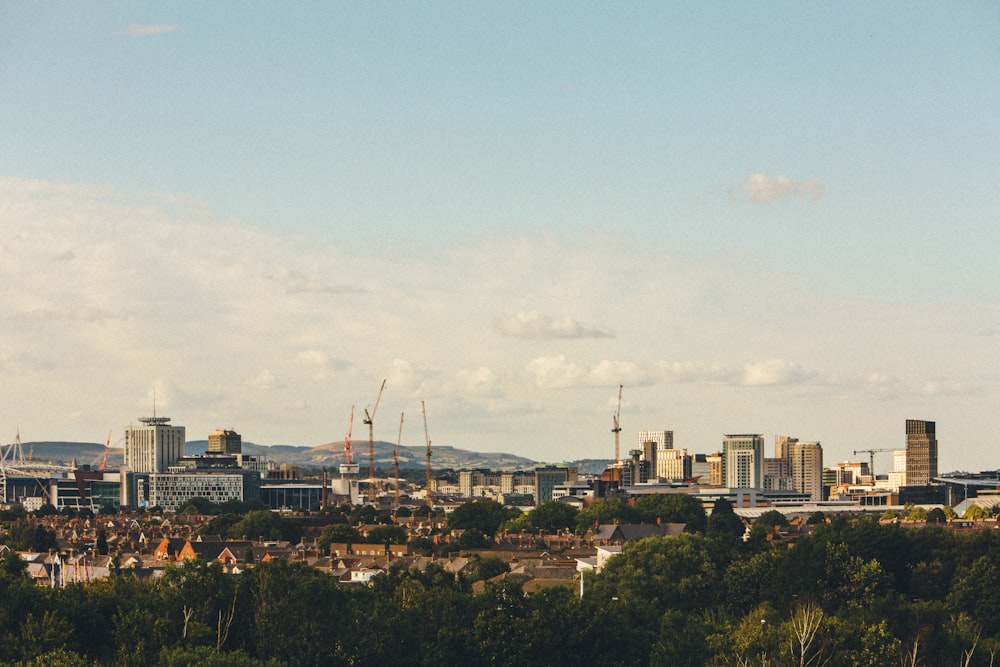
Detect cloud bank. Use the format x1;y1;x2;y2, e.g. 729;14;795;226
121;23;179;37
733;173;825;204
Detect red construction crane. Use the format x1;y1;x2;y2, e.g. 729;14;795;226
364;379;386;503
99;429;112;471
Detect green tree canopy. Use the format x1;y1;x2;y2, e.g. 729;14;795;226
448;500;507;538
632;493;707;532
527;501;578;533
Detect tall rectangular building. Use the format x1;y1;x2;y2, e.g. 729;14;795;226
208;429;242;455
123;416;185;474
638;430;673;477
905;419;938;486
723;434;764;489
789;440;823;501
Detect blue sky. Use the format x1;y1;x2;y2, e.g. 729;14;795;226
1;4;998;470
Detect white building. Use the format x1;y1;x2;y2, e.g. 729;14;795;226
723;434;764;489
123;416;185;473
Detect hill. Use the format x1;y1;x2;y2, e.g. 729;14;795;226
13;440;557;473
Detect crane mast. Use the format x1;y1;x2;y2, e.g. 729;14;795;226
422;400;432;507
612;385;623;463
364;379;386;503
99;429;111;471
344;405;355;464
394;412;404;509
853;448;895;476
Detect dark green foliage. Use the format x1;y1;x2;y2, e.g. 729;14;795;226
526;500;577;533
5;519;58;552
4;513;1000;666
632;493;707;532
448;499;507;538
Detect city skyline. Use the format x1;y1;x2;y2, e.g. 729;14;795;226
2;6;998;469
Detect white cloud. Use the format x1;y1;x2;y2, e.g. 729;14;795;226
494;311;614;340
733;173;825;204
247;369;278;390
741;359;816;386
1;176;997;468
120;23;179;37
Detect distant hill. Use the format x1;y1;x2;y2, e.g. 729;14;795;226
14;440;550;473
12;440;609;475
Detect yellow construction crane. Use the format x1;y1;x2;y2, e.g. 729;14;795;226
394;412;404;509
612;385;623;463
853;448;895;475
422;400;433;507
364;379;387;503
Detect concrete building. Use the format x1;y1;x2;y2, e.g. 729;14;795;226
208;429;242;455
722;434;764;489
905;419;938;486
638;430;673;474
656;448;692;481
707;452;723;486
788;440;824;502
123;416;185;473
535;466;576;503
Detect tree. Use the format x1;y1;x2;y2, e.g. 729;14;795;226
963;504;989;520
527;501;577;533
448;500;507;538
575;498;635;534
926;507;947;524
226;511;284;541
707;498;746;541
365;525;407;545
632;493;707;532
316;524;361;554
464;557;510;582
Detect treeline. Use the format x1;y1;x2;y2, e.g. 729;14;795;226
5;506;1000;665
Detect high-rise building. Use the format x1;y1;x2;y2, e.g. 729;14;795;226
789;440;823;501
722;434;764;488
706;452;723;486
638;430;673;477
656;448;692;481
123;416;185;473
208;429;242;455
905;420;938;486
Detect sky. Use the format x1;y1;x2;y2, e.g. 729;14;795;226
1;4;998;471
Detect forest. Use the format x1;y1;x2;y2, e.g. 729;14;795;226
2;501;1000;666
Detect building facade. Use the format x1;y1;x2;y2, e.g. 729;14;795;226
123;416;185;473
722;434;765;488
905;419;938;486
208;429;242;455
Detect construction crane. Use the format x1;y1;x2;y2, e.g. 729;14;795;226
422;400;432;507
344;405;355;464
98;429;112;471
853;448;895;475
364;379;387;503
394;412;404;509
612;385;623;463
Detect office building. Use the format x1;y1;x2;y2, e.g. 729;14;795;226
656;448;692;481
208;429;242;455
722;434;764;488
905;419;938;486
123;416;185;473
